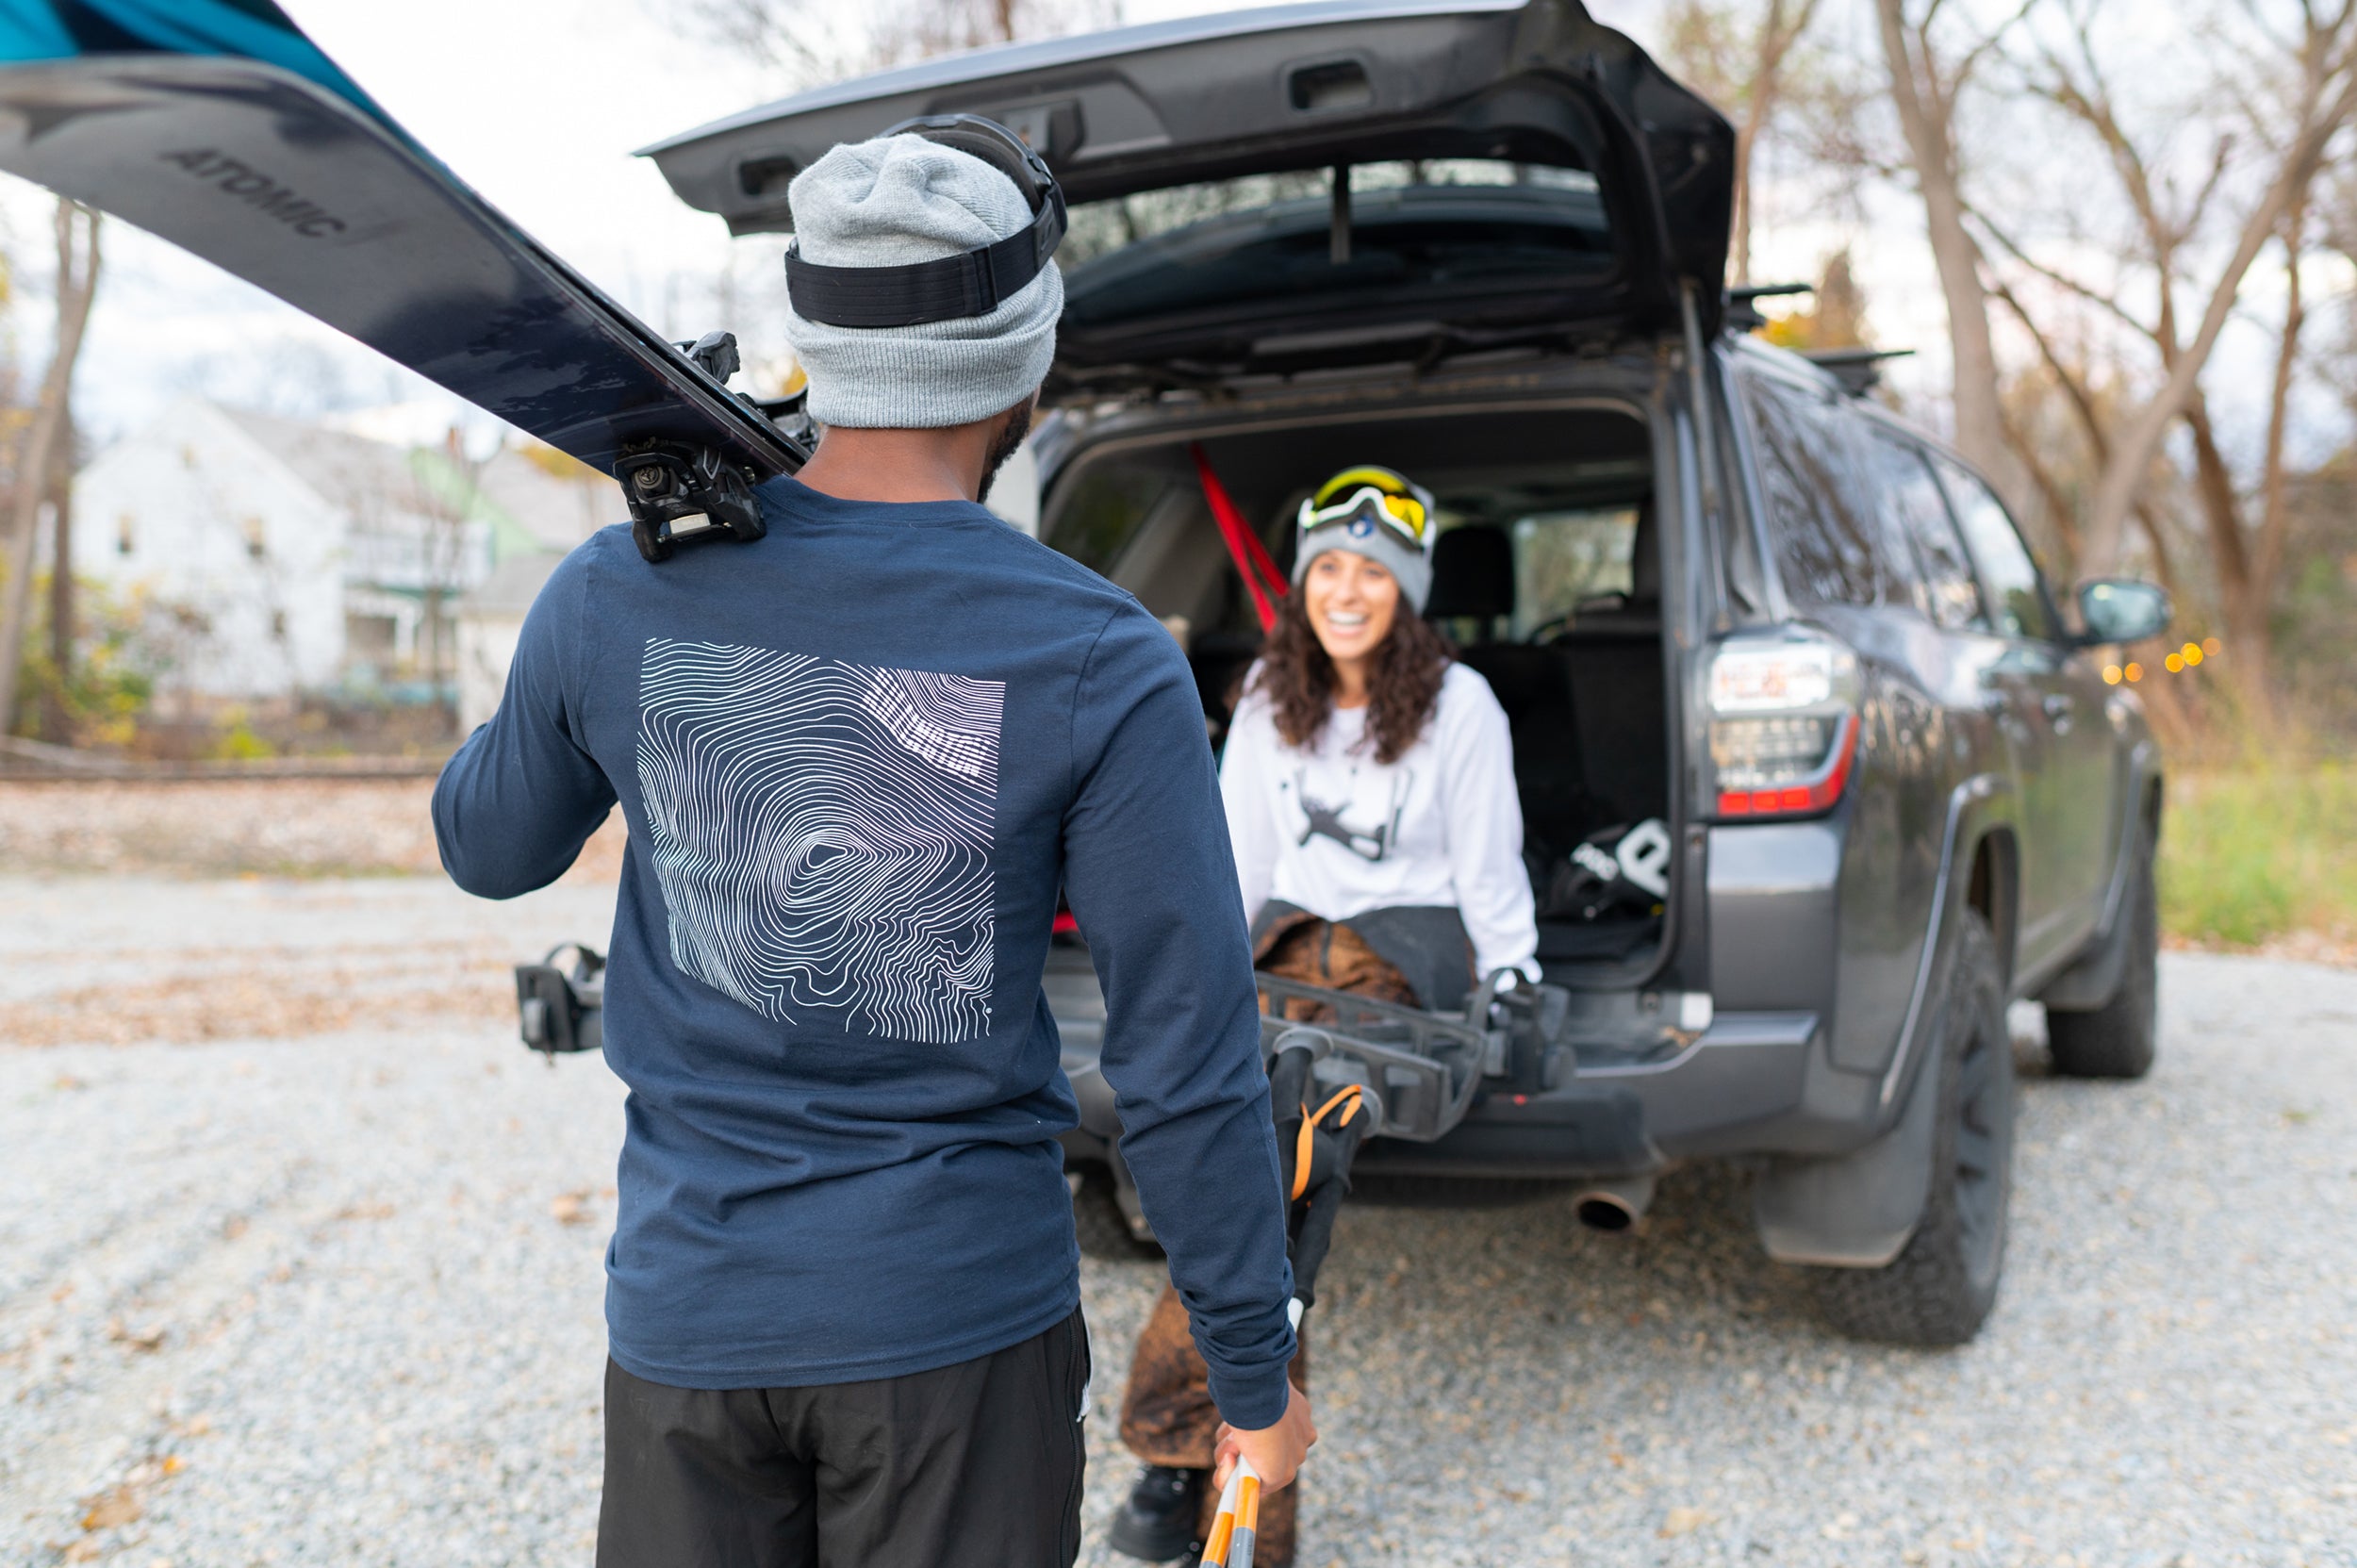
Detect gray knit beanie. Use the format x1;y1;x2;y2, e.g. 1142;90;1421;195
783;133;1063;429
1294;521;1434;615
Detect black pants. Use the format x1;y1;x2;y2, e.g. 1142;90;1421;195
598;1310;1091;1568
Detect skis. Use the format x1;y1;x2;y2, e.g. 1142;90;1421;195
0;1;807;560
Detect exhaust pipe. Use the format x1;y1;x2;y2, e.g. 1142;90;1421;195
1572;1176;1656;1232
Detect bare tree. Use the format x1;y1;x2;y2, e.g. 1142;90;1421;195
1661;0;1827;284
2020;0;2357;580
1959;0;2357;701
0;200;99;738
666;0;1113;89
40;409;74;741
414;427;499;727
1871;0;2028;486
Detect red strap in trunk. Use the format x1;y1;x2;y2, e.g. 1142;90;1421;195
1190;442;1287;633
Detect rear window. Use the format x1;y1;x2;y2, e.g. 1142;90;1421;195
1060;161;1609;333
1063;160;1603;263
1490;507;1643;639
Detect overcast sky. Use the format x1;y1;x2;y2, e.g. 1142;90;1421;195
0;0;1954;453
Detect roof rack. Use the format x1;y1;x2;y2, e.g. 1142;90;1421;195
1724;281;1813;332
1800;346;1916;396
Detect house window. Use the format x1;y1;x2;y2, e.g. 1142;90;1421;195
243;517;267;561
116;515;134;556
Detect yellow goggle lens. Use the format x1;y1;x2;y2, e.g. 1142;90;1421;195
1305;471;1428;540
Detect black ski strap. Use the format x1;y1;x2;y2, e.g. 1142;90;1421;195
1267;1043;1368;1314
784;190;1066;328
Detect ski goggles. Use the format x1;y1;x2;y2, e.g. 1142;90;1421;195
1296;469;1433;551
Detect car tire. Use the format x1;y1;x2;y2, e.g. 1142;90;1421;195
1072;1168;1162;1262
2045;829;2159;1081
1811;909;2014;1346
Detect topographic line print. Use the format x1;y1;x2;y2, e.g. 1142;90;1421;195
635;639;1004;1043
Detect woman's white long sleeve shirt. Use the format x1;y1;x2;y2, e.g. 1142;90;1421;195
1221;661;1541;982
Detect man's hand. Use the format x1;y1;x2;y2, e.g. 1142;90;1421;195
1212;1381;1316;1492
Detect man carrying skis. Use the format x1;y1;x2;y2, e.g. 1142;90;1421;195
433;123;1312;1566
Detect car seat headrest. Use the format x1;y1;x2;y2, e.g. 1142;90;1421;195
1425;525;1514;623
1628;500;1659;602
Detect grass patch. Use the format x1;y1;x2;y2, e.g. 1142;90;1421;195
2160;765;2357;948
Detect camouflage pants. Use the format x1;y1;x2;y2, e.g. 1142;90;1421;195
1117;1283;1310;1566
1114;916;1416;1568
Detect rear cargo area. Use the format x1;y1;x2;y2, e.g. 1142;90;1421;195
1039;404;1672;983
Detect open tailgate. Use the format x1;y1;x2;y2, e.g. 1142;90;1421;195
642;0;1734;339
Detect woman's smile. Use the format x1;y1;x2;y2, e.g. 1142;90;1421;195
1302;550;1400;694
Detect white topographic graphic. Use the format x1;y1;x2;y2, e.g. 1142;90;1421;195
635;637;1004;1043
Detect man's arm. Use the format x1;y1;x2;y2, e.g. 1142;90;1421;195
432;550;618;899
1063;606;1297;1433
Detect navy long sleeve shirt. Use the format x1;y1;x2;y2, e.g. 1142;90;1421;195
432;476;1295;1428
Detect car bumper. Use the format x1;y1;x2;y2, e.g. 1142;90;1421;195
1057;1005;1889;1182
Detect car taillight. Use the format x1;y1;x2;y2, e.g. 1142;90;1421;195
1706;635;1859;820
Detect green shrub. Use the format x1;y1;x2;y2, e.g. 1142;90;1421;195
2160;766;2357;948
8;574;173;743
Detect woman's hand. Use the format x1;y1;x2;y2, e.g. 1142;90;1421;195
1212;1382;1317;1492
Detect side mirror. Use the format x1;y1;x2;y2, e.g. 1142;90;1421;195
2075;578;2171;647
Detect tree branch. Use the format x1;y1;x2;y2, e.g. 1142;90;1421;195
2081;41;2357;570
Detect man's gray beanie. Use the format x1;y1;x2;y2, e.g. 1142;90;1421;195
783;133;1062;429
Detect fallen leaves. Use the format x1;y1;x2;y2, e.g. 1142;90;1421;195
78;1483;141;1531
1658;1506;1710;1538
0;778;629;881
66;1451;191;1558
0;949;514;1048
105;1318;165;1353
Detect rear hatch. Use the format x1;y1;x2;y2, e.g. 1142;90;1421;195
642;0;1733;384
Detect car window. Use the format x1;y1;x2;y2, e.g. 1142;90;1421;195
1063;160;1603;266
1740;371;1915;609
1497;506;1641;637
1867;431;1986;631
1930;456;2057;641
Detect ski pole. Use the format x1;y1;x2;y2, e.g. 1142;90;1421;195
1197;1459;1261;1568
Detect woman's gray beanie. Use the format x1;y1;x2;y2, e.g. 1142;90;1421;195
1294;514;1435;614
783;133;1063;429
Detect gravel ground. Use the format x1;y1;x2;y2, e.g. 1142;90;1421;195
4;872;2353;1567
0;782;626;883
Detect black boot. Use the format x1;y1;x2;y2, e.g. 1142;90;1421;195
1107;1464;1208;1561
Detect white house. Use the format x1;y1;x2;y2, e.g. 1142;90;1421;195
454;551;562;732
74;396;610;701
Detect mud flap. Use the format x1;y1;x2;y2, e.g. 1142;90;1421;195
1752;1032;1939;1268
2037;908;2131;1011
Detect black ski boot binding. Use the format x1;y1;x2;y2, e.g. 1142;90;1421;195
1107;1464;1207;1561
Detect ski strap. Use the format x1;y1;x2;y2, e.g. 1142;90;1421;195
1290;1084;1366;1201
1190;443;1287;633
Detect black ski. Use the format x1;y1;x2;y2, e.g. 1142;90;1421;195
0;1;807;560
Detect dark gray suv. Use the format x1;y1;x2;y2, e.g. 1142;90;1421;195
649;0;2173;1344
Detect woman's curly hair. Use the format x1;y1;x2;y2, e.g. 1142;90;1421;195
1247;586;1455;765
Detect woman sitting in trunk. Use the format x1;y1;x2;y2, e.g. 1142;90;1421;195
1109;465;1540;1567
